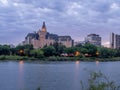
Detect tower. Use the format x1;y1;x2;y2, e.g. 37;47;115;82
41;21;47;32
38;22;47;40
38;21;47;48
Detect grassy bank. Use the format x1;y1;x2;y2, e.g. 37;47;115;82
0;55;37;60
0;55;120;61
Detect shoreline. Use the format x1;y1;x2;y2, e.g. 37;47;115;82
0;55;120;62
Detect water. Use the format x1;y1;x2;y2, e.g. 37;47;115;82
0;61;120;90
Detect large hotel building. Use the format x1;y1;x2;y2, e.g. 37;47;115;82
85;34;101;47
110;33;120;49
23;22;74;48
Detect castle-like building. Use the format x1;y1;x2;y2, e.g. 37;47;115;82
23;22;74;48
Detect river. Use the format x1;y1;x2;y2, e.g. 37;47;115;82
0;61;120;90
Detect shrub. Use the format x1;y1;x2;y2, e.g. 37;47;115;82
81;71;120;90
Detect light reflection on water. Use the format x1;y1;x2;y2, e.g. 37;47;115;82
95;60;99;65
75;61;80;73
19;60;24;89
74;61;80;89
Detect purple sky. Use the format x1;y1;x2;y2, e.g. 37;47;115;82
0;0;120;47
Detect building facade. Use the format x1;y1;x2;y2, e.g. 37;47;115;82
85;34;101;47
110;33;120;49
24;22;74;48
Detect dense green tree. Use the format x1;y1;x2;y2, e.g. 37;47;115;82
64;47;77;54
30;49;44;58
10;48;16;55
79;48;88;54
42;46;56;57
115;48;120;57
80;44;97;56
52;42;66;55
0;45;11;55
97;47;115;58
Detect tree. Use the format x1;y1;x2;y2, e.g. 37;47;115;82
16;44;33;56
52;42;66;55
0;45;11;55
10;48;16;55
97;47;116;58
115;48;120;57
42;46;56;57
30;49;44;58
64;47;77;54
82;44;97;56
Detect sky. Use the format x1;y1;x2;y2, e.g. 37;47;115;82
0;0;120;47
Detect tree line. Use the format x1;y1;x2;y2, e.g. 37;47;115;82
0;43;120;59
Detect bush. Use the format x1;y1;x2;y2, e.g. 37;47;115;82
81;71;120;90
0;55;6;60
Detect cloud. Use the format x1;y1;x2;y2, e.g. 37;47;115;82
0;0;120;46
0;0;8;6
110;3;120;10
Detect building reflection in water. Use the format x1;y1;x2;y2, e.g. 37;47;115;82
19;60;24;88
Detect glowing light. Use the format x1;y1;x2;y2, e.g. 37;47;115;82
75;51;80;56
19;60;24;65
76;61;80;64
96;51;99;56
19;50;24;53
96;60;99;65
42;28;46;32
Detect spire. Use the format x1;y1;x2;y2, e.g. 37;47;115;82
41;21;47;32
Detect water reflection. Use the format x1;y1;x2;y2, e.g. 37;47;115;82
75;61;80;72
74;61;80;88
19;60;24;65
19;60;24;88
76;61;80;65
96;60;99;65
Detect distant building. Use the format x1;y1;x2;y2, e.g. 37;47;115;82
110;33;120;49
74;41;85;46
85;34;101;47
23;22;74;48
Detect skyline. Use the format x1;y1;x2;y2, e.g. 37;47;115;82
0;0;120;47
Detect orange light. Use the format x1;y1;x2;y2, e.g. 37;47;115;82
75;51;80;56
96;51;99;55
19;50;24;53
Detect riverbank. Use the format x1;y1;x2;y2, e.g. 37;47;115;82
0;55;120;62
0;55;36;60
45;56;120;62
